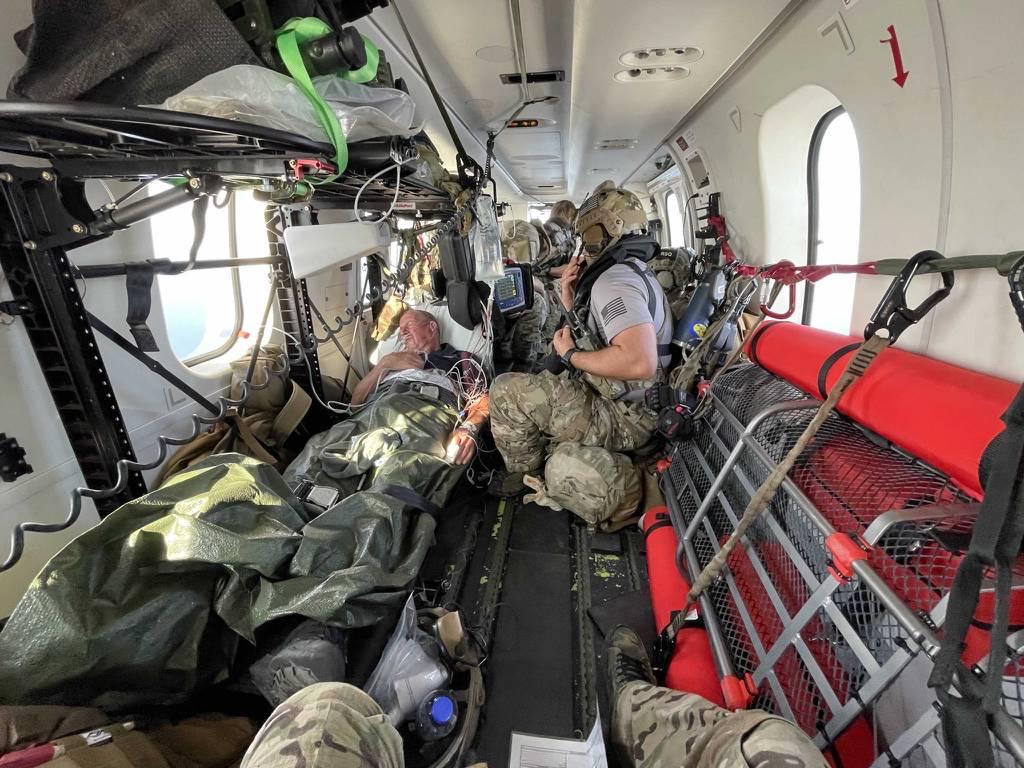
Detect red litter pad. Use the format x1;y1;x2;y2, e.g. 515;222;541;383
642;508;725;706
746;322;1018;499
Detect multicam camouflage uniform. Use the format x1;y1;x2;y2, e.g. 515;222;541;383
613;682;826;768
240;680;824;768
492;186;671;526
648;247;692;319
490;370;651;525
538;215;576;344
240;683;402;768
496;292;549;370
496;220;551;370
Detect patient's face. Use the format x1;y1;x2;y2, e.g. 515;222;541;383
399;313;440;353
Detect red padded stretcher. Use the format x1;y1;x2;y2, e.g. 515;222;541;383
746;322;1019;499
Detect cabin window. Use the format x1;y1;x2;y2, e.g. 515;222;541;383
528;204;551;224
152;186;273;365
804;108;861;333
664;190;686;248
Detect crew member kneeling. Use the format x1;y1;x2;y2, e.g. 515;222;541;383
490;183;672;526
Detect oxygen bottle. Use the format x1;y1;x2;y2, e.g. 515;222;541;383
672;268;727;347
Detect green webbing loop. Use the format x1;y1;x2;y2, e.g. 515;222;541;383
274;18;380;182
872;251;1024;277
344;36;380;85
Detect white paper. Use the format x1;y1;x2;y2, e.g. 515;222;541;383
509;714;608;768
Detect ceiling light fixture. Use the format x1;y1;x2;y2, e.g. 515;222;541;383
595;138;639;150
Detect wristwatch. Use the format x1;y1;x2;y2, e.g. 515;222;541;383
460;421;480;439
561;347;579;369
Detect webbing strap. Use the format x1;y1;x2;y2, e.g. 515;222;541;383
669;315;727;392
922;254;1024;768
274;18;379;181
671;333;891;634
124;263;158;352
621;259;674;358
927;384;1024;768
816;342;862;399
372;482;444;517
270;383;312;446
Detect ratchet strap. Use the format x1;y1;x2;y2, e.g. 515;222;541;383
654;251;955;679
274;17;380;180
927;256;1024;768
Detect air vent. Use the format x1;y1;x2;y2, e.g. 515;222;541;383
595;138;639;150
614;67;690;83
620;46;703;67
500;69;565;85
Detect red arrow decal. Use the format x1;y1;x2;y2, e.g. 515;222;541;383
881;24;909;87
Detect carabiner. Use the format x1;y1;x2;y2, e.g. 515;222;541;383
864;250;955;343
759;261;797;319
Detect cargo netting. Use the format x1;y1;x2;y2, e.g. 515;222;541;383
662;362;1024;766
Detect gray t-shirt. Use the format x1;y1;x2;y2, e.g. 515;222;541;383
586;258;673;370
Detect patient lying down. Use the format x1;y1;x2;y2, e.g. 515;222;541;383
287;308;490;510
0;311;491;712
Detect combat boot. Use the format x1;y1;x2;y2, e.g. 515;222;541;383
487;469;526;497
606;625;656;703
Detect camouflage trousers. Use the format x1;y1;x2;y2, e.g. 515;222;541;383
491;371;655;525
613;682;826;768
496;281;550;371
241;683;403;768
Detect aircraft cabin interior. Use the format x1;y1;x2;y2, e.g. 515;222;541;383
0;1;1022;767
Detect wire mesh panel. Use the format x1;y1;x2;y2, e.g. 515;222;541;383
662;362;1024;765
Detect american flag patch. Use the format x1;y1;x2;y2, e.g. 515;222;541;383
600;297;628;324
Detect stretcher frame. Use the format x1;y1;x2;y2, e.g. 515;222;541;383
659;362;1024;765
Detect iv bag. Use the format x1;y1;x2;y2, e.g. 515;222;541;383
471;195;505;282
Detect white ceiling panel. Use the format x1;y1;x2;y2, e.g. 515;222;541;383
363;0;792;202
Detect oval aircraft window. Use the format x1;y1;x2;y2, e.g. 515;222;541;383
805;109;861;334
665;190;686;248
150;184;273;365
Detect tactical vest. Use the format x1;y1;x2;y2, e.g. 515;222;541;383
571;239;670;401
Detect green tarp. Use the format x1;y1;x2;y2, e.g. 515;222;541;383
0;392;461;712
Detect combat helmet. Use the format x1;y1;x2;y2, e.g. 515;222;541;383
574;181;648;258
501;219;548;264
